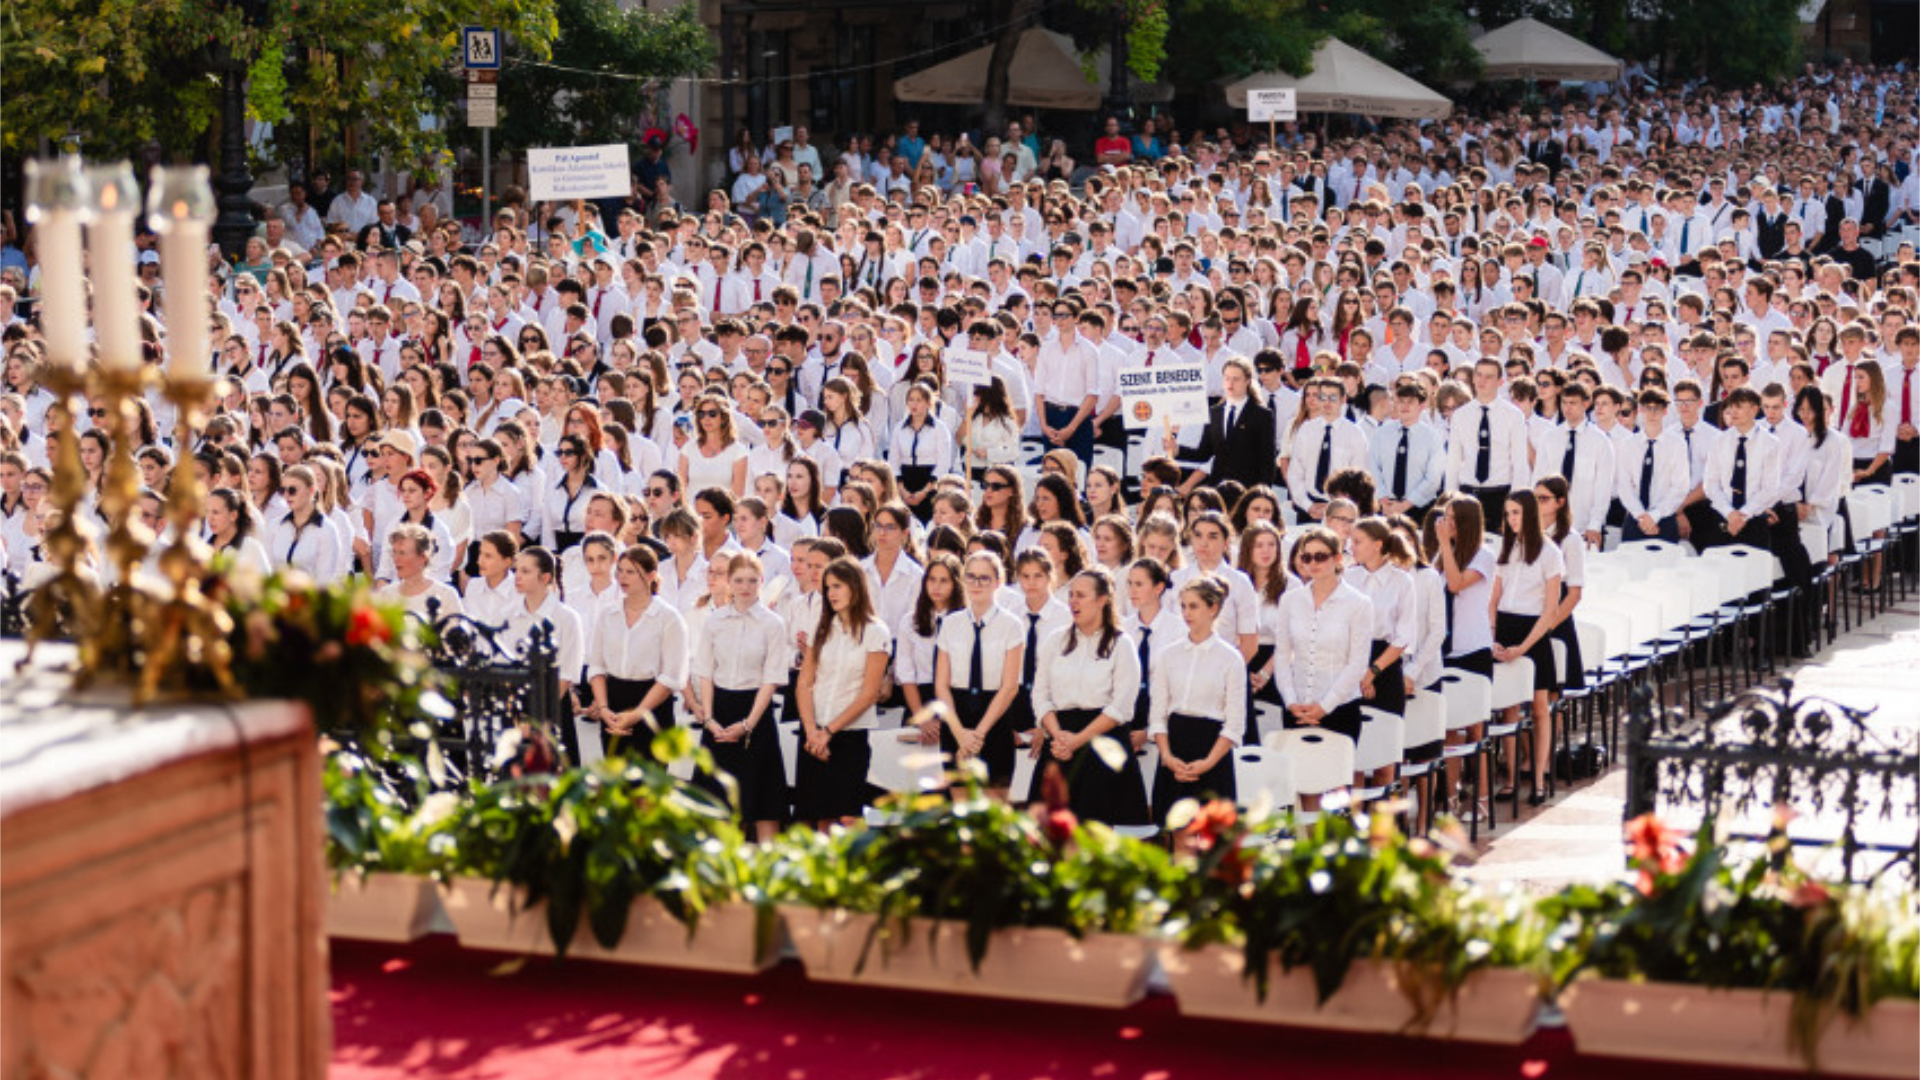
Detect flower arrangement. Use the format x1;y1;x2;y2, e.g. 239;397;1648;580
219;570;449;736
1164;800;1550;1019
1545;811;1920;1070
322;748;460;878
762;763;1177;972
443;727;764;958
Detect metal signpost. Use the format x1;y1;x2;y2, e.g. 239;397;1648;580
463;27;501;231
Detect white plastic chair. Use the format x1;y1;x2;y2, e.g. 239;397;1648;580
1435;667;1494;839
1353;707;1405;800
1232;745;1296;815
1400;693;1447;778
868;731;945;795
1271;729;1355;803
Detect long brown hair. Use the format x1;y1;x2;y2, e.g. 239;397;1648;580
1498;489;1545;566
1061;568;1120;659
1236;521;1289;605
811;556;876;662
912;552;965;639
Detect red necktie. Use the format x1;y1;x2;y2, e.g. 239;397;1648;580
259;344;269;367
1839;363;1854;421
753;280;762;302
591;290;603;319
1902;367;1914;427
711;275;722;314
1145;349;1155;367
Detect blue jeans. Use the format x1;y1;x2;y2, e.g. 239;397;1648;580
1043;402;1094;471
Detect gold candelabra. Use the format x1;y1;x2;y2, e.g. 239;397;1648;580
19;158;234;701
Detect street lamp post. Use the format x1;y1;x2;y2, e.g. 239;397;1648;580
212;0;268;262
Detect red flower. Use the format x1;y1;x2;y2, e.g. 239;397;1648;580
1625;813;1686;895
1787;880;1832;910
1043;807;1078;846
1185;799;1239;850
345;606;392;648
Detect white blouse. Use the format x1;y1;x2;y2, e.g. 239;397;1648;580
1148;633;1249;746
1408;565;1449;688
810;617;891;731
1172;561;1261;644
462;573;518;627
692;602;788;691
657;552;709;613
1445;547;1498;658
502;592;586;685
586;597;688;690
1271;581;1374;714
1495;539;1566;617
1342;562;1418;650
934;605;1026;689
1033;626;1141;721
268;510;346;583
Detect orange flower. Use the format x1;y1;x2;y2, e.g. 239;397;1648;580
1042;807;1078;846
1185;799;1239;850
1625;813;1686;895
345;606;393;648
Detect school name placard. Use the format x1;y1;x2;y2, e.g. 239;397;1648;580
528;145;632;202
1118;361;1209;429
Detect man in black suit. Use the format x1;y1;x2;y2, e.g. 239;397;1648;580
1525;121;1564;180
1861;165;1894;239
1171;356;1277;491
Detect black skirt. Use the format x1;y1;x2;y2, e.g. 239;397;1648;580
1853;457;1893;488
700;685;788;823
791;726;873;821
1366;639;1407;717
941;689;1017;786
899;464;936;522
1151;712;1238;824
1445;647;1495;681
1495;611;1559;693
1047;707;1151;826
1283;697;1363;743
1546;585;1586;691
604;676;673;762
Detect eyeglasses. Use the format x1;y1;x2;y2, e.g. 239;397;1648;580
983;480;1011;491
645;487;670;498
963;573;997;586
88;407;107;418
1327;515;1357;525
1297;549;1336;564
281;486;303;497
557;449;580;459
697;409;721;419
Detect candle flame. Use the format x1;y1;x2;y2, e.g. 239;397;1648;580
101;185;118;210
173;200;188;219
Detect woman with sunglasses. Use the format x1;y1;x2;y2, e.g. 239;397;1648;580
265;463;341;584
1267;521;1373;766
678;390;749;500
543;434;599;555
972;465;1027;544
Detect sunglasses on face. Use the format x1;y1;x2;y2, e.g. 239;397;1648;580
645;487;669;498
557;449;580;459
983;480;1011;491
1298;548;1336;564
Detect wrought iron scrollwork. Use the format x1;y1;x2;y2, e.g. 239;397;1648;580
412;599;562;789
1625;679;1920;883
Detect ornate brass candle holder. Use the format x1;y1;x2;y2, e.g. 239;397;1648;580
140;372;237;702
20;364;103;666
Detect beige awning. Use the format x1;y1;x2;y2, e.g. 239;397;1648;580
1471;18;1624;81
1224;38;1452;120
894;28;1170;110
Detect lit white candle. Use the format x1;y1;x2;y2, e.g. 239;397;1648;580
87;164;141;371
148;166;216;379
24;159;89;369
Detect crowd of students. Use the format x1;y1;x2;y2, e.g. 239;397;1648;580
1;61;1917;828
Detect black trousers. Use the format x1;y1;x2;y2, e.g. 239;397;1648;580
1462;485;1510;531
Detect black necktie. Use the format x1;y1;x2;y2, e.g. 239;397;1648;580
1561;426;1579;481
967;619;984;693
1442;586;1456;658
1315;425;1334;492
1640;442;1657;507
1023;613;1040;686
1392;427;1409;499
1476;405;1492;483
1730;435;1749;509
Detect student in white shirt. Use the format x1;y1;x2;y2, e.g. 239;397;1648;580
896;552;964;733
1490;490;1565;806
205;487;273;579
461;531;520;626
887;380;955;521
500;545;588;760
269;464;345;583
1270;525;1373;752
688;552;789;839
794;556;890;824
1122;557;1184;752
1534;473;1589;759
1031;568;1151;825
375;522;463;621
1236;521;1290;741
655;508;709;613
588;544;689;765
1426;495;1497;817
1343;518;1418;720
1149;575;1247;824
934;551;1028;789
1618;387;1690;542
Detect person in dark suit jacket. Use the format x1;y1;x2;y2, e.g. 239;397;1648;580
1525;123;1564;180
1861;166;1893;239
1170;356;1277;491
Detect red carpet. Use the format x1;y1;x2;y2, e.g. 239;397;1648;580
331;935;1811;1080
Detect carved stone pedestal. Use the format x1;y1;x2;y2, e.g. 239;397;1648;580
1;647;329;1079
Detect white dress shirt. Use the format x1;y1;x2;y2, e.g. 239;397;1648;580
692;602;788;691
1532;419;1617;534
1270;581;1373;715
462;573;518;627
587;597;688;689
503;592;587;685
1033;626;1141;721
1495;540;1566;617
1342;563;1418;651
1446;398;1532;489
1704;424;1784;516
1285;417;1371;510
1615;429;1691;521
1148;633;1249;746
935;605;1026;690
809;617;890;730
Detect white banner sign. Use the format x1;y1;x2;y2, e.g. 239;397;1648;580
528;145;631;202
468;96;498;128
944;347;993;390
1247;88;1298;123
1118;362;1210;430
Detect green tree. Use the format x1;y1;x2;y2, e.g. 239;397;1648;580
1312;0;1482;86
1162;0;1320;84
486;0;715;155
0;0;558;163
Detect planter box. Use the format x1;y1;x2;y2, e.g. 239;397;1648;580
328;872;443;942
781;906;1153;1007
1561;978;1920;1078
1159;944;1541;1044
440;876;779;973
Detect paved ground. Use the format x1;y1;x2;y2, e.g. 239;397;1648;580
1464;589;1920;894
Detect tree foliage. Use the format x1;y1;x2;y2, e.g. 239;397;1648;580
0;0;558;164
483;0;715;156
1162;0;1320;85
1311;0;1482;86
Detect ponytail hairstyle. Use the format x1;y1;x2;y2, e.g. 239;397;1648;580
1353;515;1414;564
1062;567;1120;660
